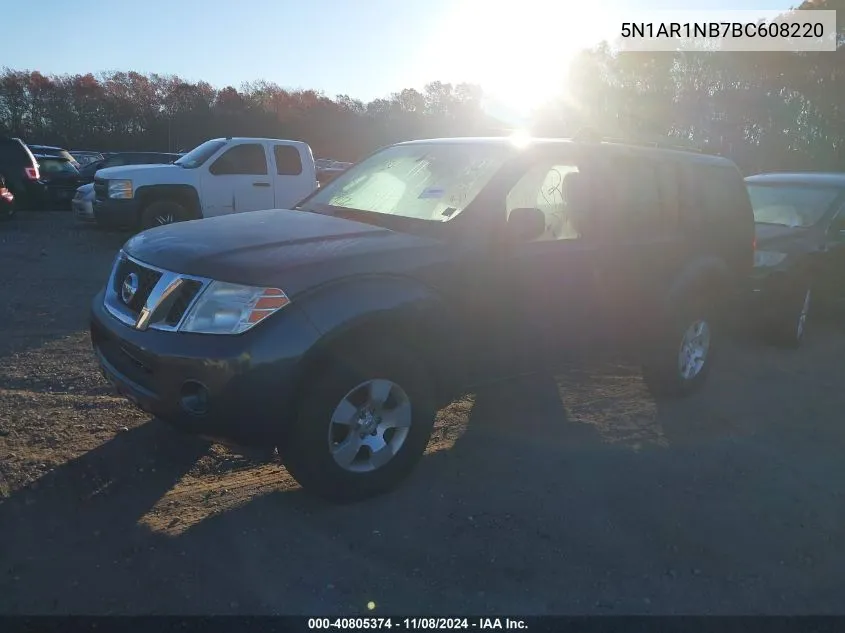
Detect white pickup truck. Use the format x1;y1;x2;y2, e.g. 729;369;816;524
92;137;318;231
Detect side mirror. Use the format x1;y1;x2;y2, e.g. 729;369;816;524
507;207;546;241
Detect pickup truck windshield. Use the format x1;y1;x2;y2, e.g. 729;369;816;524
300;143;509;222
175;139;228;169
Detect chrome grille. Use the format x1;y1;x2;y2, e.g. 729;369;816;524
103;252;209;332
113;258;162;313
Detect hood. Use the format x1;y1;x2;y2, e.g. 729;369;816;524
755;222;824;254
96;163;184;182
123;208;445;295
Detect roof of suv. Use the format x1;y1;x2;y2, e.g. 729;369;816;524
395;137;734;168
745;172;845;187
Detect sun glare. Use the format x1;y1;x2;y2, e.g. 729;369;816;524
420;0;611;115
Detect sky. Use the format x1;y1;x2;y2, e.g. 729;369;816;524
1;0;796;114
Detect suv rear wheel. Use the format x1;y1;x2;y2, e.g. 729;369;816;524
642;300;715;399
282;346;436;503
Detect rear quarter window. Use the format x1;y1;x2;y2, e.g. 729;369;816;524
274;145;303;176
0;139;34;166
689;164;751;224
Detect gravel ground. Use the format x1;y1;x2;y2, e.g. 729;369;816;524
1;212;845;615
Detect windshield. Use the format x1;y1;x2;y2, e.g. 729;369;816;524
747;183;841;228
175;139;228;169
38;158;78;174
299;143;510;222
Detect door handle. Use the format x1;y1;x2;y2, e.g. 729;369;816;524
252;182;271;187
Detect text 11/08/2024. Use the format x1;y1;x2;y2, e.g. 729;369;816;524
307;617;527;629
614;9;837;52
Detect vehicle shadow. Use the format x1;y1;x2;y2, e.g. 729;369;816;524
0;419;211;614
3;330;845;615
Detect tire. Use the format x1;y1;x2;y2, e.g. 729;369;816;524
0;201;13;221
767;285;811;349
139;199;191;231
282;346;436;503
642;298;715;399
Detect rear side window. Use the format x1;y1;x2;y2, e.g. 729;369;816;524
274;145;303;176
210;143;268;176
601;155;669;238
38;158;77;173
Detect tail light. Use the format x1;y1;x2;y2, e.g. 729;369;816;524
24;166;40;180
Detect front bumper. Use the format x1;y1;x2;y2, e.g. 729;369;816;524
93;197;140;229
73;198;95;222
90;289;322;447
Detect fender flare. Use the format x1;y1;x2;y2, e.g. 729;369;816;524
293;275;461;400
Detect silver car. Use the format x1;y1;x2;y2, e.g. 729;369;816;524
73;182;95;222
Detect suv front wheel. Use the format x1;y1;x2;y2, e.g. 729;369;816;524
642;302;715;399
282;346;437;503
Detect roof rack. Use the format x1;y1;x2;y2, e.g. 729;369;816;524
602;137;703;153
571;129;702;153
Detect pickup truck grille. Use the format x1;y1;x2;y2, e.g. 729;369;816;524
104;253;209;331
93;178;108;201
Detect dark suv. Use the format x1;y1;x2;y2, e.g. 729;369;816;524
78;152;181;184
0;137;44;211
90;137;755;502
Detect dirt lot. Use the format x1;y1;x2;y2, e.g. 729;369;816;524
1;211;845;615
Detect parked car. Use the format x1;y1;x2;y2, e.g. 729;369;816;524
0;137;45;210
34;155;84;209
746;172;845;347
77;152;182;185
317;165;349;187
91;136;754;502
92;137;316;231
72;182;95;222
27;145;79;169
0;174;15;220
70;150;105;167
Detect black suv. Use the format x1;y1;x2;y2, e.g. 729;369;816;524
78;152;181;184
90;137;755;502
0;137;44;211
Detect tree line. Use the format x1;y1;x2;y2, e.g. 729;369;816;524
1;0;842;173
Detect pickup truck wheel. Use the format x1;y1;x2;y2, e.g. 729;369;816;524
283;349;436;503
642;300;714;399
140;200;190;230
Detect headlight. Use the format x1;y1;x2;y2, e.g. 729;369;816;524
753;250;787;268
179;281;291;335
108;179;133;199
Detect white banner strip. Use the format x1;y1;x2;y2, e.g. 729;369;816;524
612;10;837;52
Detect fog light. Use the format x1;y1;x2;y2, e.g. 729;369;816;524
180;380;209;415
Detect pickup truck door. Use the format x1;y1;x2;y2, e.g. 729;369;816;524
271;143;317;208
200;142;275;216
